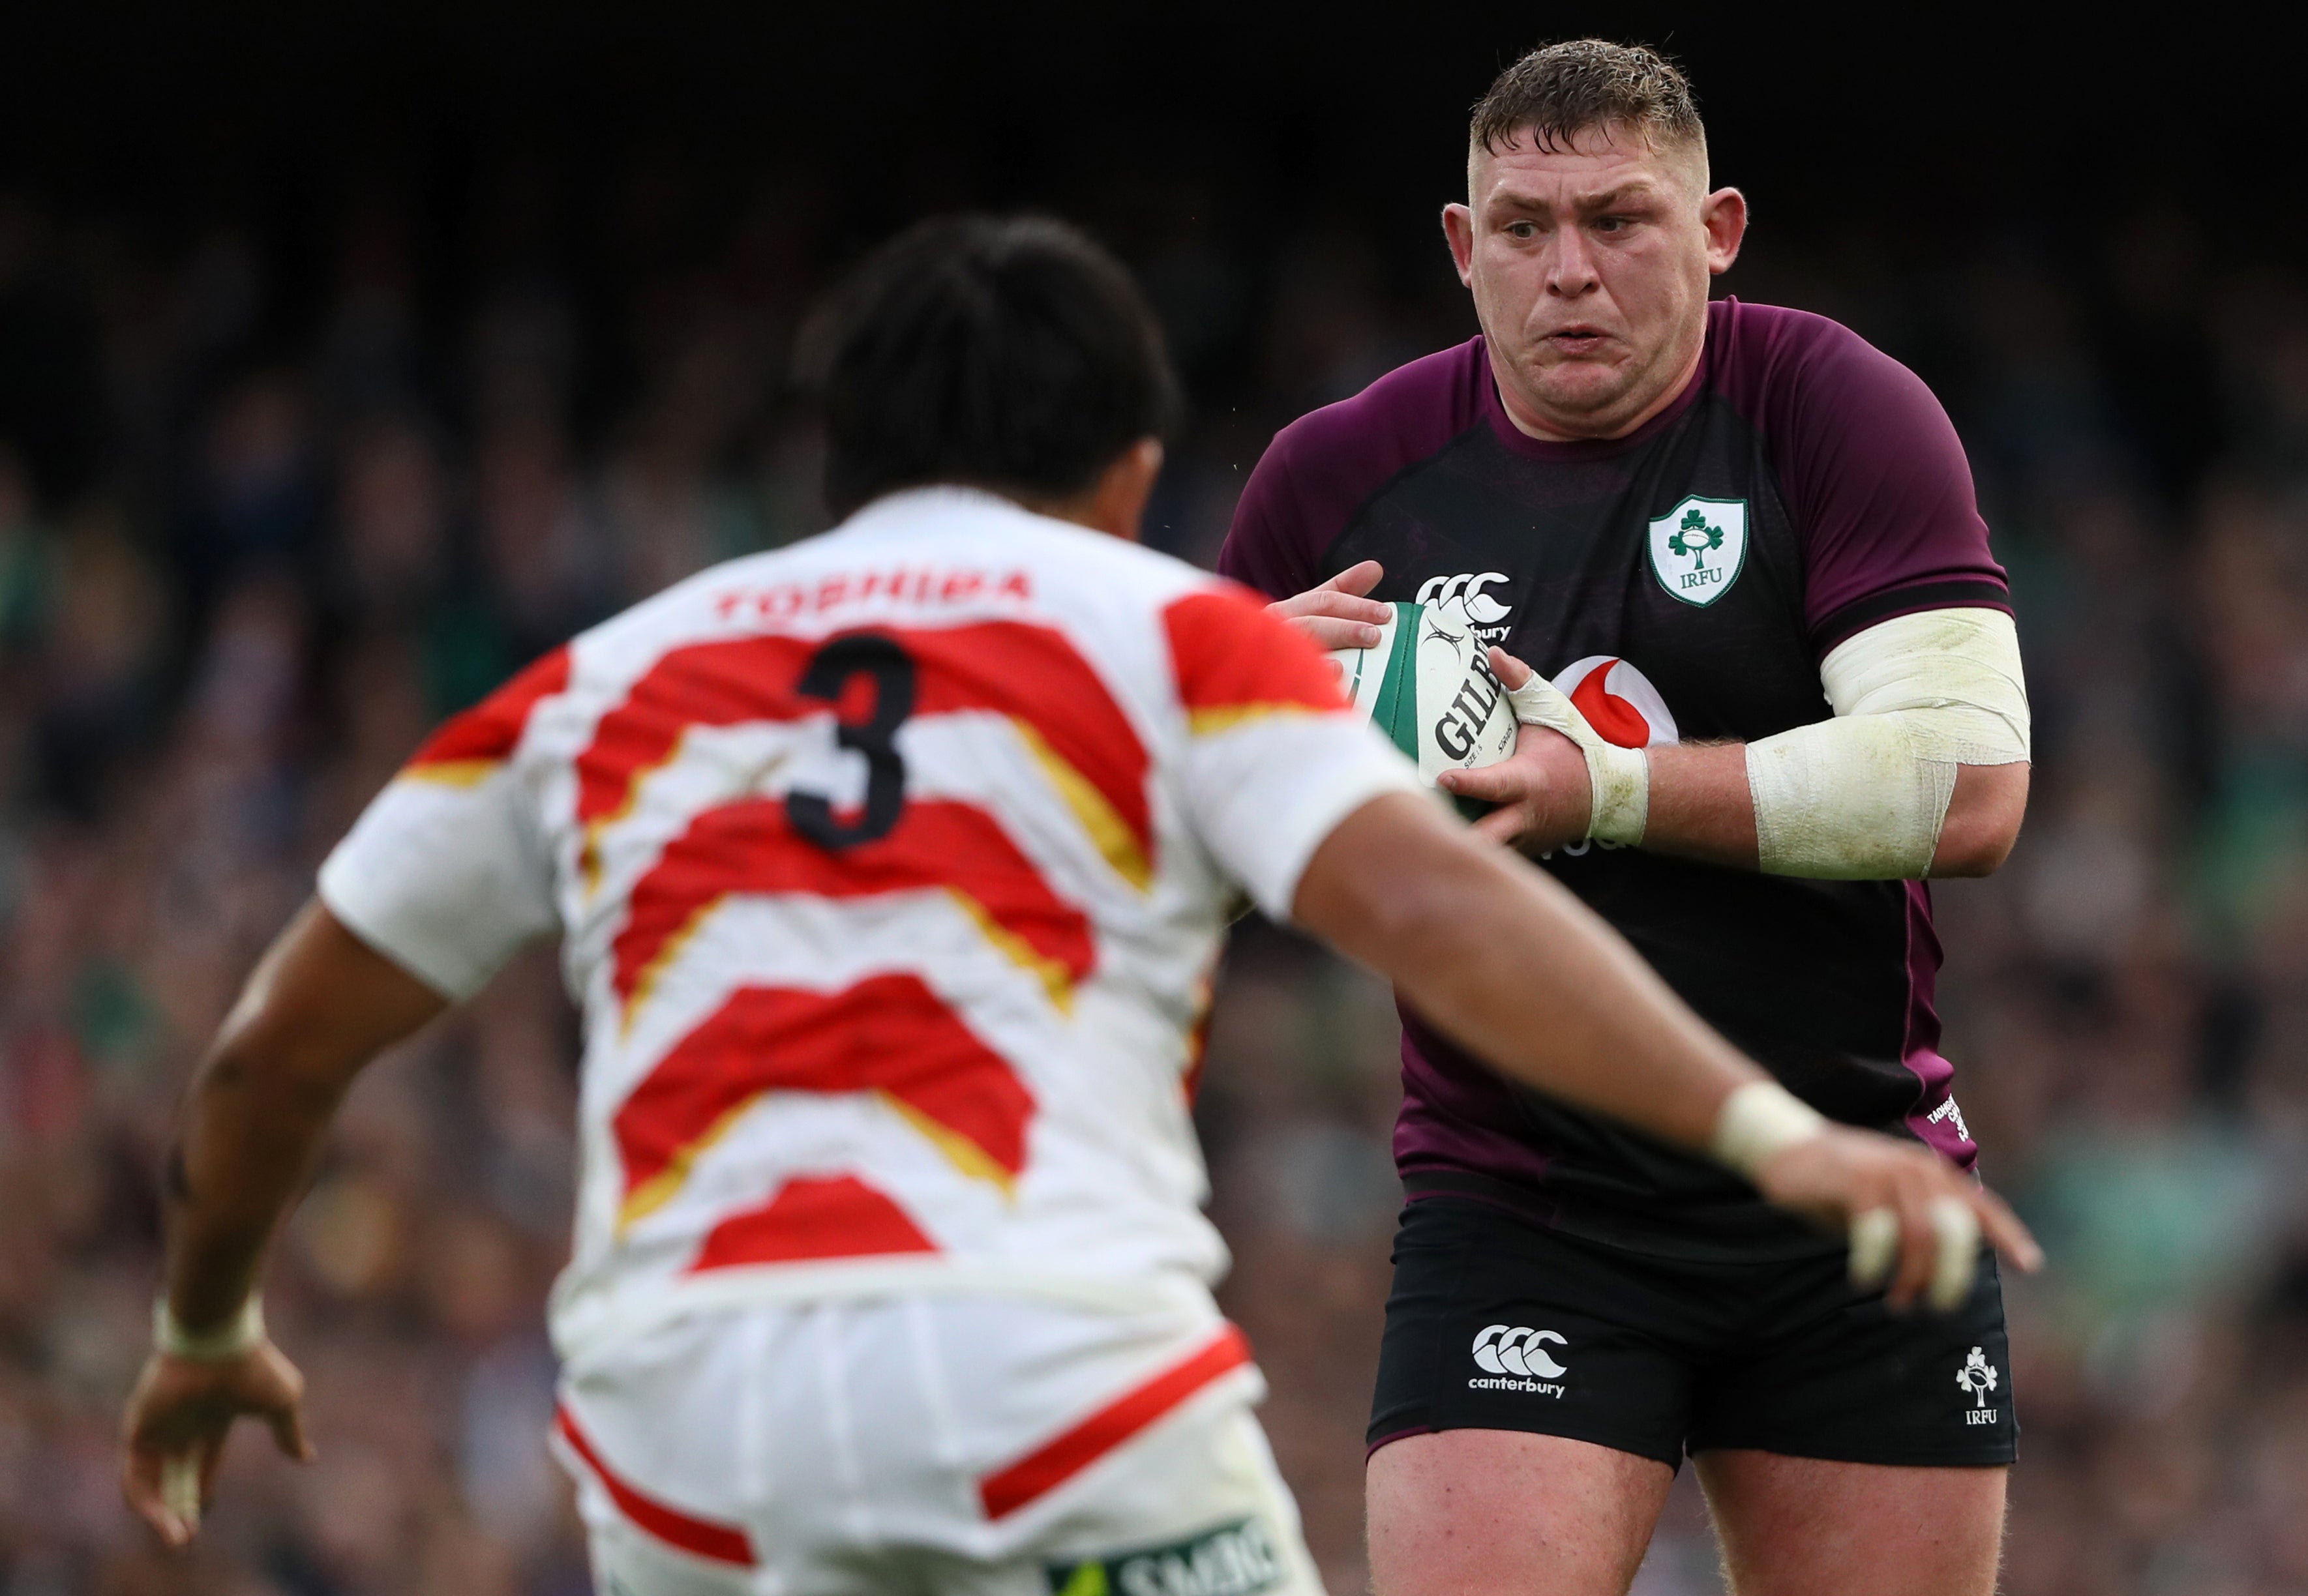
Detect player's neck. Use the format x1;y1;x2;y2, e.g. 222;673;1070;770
1492;332;1705;445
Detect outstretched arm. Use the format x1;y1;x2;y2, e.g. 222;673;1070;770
1291;792;2039;1307
121;901;445;1546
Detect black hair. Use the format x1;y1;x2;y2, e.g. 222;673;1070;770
804;214;1180;518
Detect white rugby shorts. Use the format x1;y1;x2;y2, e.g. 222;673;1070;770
551;1294;1326;1595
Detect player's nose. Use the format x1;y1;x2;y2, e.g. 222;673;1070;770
1544;233;1600;295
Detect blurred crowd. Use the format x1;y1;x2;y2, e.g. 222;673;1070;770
1;145;2305;1596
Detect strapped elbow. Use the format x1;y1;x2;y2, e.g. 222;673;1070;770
1744;609;2031;881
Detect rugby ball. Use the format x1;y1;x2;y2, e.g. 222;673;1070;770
1330;600;1518;786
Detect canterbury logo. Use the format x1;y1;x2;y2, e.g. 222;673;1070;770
1471;1324;1567;1378
1415;571;1512;627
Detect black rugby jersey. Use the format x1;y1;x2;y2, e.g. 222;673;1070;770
1221;299;2011;1260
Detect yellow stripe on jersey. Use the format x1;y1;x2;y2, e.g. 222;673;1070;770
1011;716;1154;893
1186;703;1330;737
400;758;502;788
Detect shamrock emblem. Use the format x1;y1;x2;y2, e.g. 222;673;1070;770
1666;507;1723;567
1955;1346;1999;1409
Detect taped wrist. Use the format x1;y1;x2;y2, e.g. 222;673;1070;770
1746;608;2030;879
154;1294;264;1362
1710;1080;1827;1181
1505;674;1649;844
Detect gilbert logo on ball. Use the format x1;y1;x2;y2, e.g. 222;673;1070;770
1549;656;1680;749
1328;599;1517;786
1648;495;1748;607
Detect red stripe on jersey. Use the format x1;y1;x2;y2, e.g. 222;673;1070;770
977;1325;1255;1520
1161;585;1347;725
574;634;813;838
572;622;1151;881
616;973;1034;1220
554;1406;756;1566
612;796;1094;1014
687;1174;938;1271
407;645;572;770
907;623;1154;888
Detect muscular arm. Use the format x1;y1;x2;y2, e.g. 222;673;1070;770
1441;608;2031;879
1291;792;2037;1291
1296;792;1756;1153
1468;736;2027;878
162;901;446;1324
122;901;445;1544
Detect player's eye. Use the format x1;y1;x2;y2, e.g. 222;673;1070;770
1506;221;1539;240
1593;216;1629;233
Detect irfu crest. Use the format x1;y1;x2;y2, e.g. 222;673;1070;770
1647;495;1748;607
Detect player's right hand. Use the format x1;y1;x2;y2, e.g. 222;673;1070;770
1752;1126;2041;1312
1269;560;1390;650
120;1339;315;1547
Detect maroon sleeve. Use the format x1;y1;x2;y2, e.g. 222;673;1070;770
1218;338;1490;602
1216;437;1324;600
1721;303;2010;654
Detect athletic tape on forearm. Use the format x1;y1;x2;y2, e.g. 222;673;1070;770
1709;1079;1827;1181
1745;608;2030;879
1504;675;1649;845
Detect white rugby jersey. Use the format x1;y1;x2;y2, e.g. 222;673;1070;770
318;486;1419;1361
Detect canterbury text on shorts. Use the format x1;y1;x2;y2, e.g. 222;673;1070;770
1367;1194;2016;1470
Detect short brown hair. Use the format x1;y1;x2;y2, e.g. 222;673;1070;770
1469;39;1703;160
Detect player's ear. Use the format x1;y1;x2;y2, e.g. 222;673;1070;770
1442;203;1477;285
1700;187;1747;276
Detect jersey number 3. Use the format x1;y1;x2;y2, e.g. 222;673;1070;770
786;633;916;851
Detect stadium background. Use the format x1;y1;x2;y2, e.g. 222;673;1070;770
1;7;2301;1591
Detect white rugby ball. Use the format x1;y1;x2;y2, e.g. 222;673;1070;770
1330;600;1518;786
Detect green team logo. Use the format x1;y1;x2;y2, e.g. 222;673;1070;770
1046;1518;1286;1596
1647;495;1748;607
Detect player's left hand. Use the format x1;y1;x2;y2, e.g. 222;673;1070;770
1437;649;1591;851
120;1340;315;1547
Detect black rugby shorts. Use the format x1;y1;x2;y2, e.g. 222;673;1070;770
1368;1194;2016;1469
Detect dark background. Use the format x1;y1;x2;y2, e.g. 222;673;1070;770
2;8;2305;1593
3;6;2288;509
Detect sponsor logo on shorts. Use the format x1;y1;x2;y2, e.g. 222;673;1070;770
1469;1324;1568;1396
1045;1516;1285;1596
1956;1346;2000;1426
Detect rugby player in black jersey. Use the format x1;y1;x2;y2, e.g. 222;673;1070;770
1225;40;2034;1596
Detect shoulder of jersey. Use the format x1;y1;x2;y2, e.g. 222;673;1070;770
1709;297;1905;393
1261;337;1490;489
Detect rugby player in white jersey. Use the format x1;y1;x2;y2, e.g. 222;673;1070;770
119;216;2034;1595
